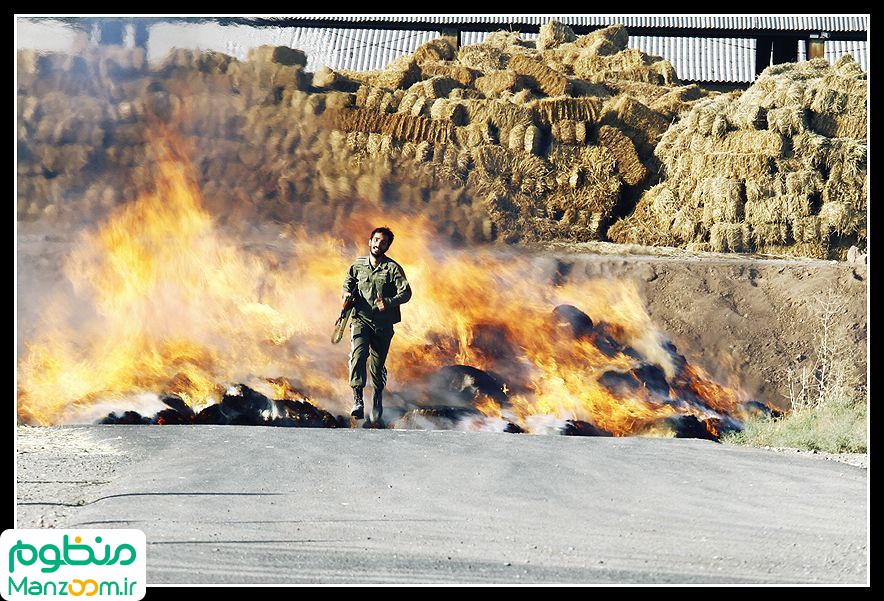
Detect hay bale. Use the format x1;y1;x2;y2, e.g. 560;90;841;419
810;112;867;139
410;75;460;100
474;71;519;97
454;121;494;146
457;43;508;72
420;62;477;86
648;84;706;118
474;145;512;178
649;185;677;215
429;99;467;125
818;201;859;236
574;25;628;55
833;53;864;76
324;91;354;110
750;222;790;246
530;97;601;125
671;207;700;242
551;120;575;144
744;175;786;203
825;138;867;179
391;111;454;144
758;242;830;260
323;107;383;134
373;54;421;90
447;86;485;101
397;92;418;116
711;130;785;156
537;19;577;51
697;178;744;226
766;106;807;135
507;122;528;152
710;222;749;252
689;152;773;180
791;131;831;168
547;120;586;145
784;170;824;196
685;94;735;135
509;55;569;96
365;133;394;156
413;38;457;66
728;103;767;130
247;45;307;67
574;47;676;85
356;85;381;110
822;176;865;210
611;95;670;144
524;125;542;155
598;125;647;186
312;66;360;92
791;216;827;243
410;96;429;117
745;195;811;225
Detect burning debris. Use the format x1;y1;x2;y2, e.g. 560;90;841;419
101;385;339;428
426;365;509;408
16;126;770;441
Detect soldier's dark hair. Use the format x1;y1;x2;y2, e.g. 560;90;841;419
371;226;394;244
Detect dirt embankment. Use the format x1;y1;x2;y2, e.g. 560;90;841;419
548;243;867;410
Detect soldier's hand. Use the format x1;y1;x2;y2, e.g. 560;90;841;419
375;293;386;311
341;293;352;308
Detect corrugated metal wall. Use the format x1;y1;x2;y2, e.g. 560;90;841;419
630;36;756;82
300;15;869;32
24;19;870;84
796;39;869;71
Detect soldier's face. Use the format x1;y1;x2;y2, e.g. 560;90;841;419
369;232;391;257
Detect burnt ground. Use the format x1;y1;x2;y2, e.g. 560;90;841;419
16;222;868;411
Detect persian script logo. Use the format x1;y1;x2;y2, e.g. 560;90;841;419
0;530;145;600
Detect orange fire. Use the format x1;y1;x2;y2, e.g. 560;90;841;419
17;133;753;434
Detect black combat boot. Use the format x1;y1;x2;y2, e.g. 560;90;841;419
369;389;383;424
350;388;364;419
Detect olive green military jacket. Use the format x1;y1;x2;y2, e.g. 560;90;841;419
342;256;412;327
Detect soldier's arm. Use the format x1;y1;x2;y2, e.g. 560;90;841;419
342;264;357;302
385;264;412;307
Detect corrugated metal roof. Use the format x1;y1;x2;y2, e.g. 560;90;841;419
796;39;869;71
292;15;868;32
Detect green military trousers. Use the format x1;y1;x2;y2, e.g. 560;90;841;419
348;318;394;392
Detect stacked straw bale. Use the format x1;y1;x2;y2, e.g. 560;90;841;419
609;56;867;259
17;24;711;245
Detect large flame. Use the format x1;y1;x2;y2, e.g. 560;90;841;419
17;133;752;434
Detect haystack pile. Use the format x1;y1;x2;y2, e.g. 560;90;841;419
16;23;698;244
309;21;710;241
18;20;717;245
608;56;867;259
16;25;867;257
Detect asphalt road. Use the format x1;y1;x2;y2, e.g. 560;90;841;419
15;426;869;584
